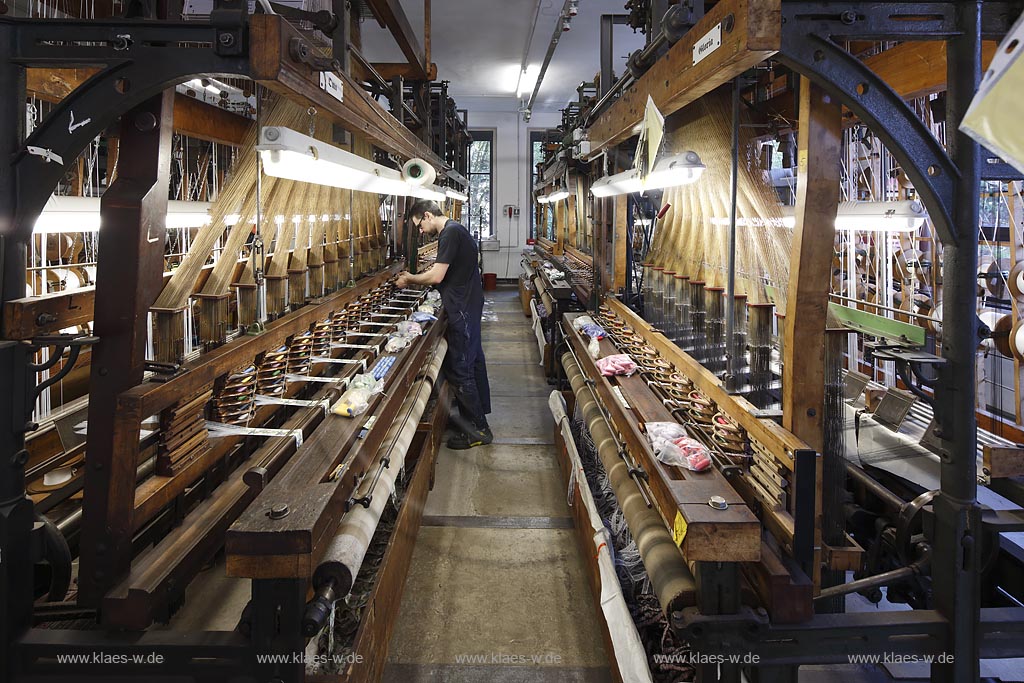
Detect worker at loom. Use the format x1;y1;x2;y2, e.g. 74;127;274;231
397;200;492;449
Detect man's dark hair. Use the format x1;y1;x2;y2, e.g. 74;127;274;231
408;199;444;220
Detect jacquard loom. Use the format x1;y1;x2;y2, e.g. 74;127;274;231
0;1;471;680
524;2;1024;681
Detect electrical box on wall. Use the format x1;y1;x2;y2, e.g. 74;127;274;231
502;205;520;218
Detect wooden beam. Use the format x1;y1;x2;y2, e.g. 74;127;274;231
864;40;997;102
370;62;438;81
363;0;428;80
171;96;250;147
26;68;249;146
2;262;242;340
757;41;998;125
782;79;841;453
78;92;174;605
249;15;447;170
586;0;780;157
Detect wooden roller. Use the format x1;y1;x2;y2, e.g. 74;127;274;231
1010;318;1024;362
1008;262;1024;300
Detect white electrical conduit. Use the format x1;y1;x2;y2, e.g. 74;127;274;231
312;338;448;598
548;391;654;683
529;298;547;363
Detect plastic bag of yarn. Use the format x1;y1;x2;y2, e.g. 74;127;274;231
410;311;437;324
646;422;712;472
595;354;637;376
397;321;424;337
331;387;372;417
385;335;412;353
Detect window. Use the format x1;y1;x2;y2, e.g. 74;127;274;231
468;130;494;239
529;131;547;239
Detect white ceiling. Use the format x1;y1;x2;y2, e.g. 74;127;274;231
358;0;645;112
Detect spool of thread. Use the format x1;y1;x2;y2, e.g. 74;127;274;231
993;313;1014;357
1010;318;1024;362
401;158;437;187
979;310;1002;351
1009;262;1024;301
926;302;943;335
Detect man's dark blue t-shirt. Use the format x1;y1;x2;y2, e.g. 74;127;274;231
434;219;482;316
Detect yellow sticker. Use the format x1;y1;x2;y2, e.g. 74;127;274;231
673;511;688;547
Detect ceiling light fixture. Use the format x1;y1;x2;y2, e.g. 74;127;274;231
445;188;469;202
546;188;570;202
707;200;928;233
561;16;571;31
590;151;706;197
259;126;413;196
567;0;578;16
33;196;212;233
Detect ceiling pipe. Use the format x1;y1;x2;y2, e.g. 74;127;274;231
522;0;576;122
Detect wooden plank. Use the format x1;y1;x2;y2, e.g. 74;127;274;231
249;15;446;170
741;539;813;624
564;317;760;562
3;261;238;340
26;68;249;146
605;297;809;467
224;322;445;576
585;0;780;157
614;195;627;292
984;445;1024;479
78;92;173;606
864;40;997;102
782;79;841;454
369;62;438;81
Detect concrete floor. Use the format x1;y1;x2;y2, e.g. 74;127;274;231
386;286;611;682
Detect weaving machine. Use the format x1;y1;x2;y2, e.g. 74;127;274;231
0;1;470;681
524;1;1024;681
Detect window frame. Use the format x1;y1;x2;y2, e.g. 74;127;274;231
467;129;496;239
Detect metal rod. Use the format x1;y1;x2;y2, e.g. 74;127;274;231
815;564;919;601
846;462;907;512
523;0;575;118
725;76;740;390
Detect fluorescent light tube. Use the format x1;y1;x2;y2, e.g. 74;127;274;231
259;126;411;196
408;184;448;202
546;189;570;202
590;151;706;197
445;188;469;202
33;196;212;233
707;201;928;233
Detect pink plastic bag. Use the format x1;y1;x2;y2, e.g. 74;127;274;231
595;354;637;376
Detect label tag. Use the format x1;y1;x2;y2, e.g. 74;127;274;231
320;71;344;103
672;511;688;547
693;23;722;66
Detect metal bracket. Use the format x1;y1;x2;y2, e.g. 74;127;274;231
28;334;98;402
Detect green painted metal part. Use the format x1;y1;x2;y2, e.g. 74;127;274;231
828;302;926;346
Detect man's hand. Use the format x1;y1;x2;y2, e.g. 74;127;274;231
396;270;412;289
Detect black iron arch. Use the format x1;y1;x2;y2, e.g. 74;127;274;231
4;17;251;243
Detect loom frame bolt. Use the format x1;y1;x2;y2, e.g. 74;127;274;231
708;495;728;510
